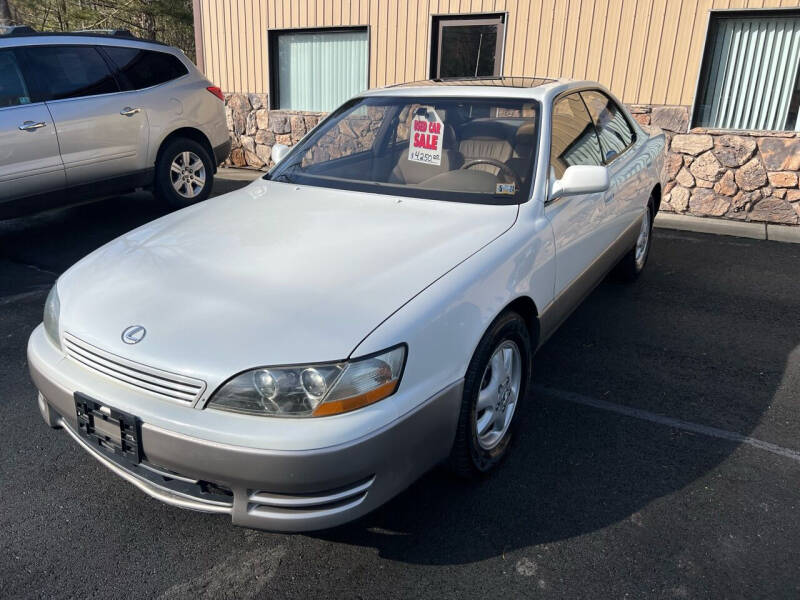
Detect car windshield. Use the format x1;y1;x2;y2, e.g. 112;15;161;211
266;96;540;204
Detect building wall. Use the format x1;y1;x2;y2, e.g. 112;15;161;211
198;0;800;105
201;0;800;226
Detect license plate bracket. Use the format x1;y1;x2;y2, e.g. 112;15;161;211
74;393;141;463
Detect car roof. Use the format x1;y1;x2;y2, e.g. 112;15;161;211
360;77;601;101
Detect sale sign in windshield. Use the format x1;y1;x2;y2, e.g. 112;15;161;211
408;107;444;166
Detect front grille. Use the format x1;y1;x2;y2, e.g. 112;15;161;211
64;332;206;404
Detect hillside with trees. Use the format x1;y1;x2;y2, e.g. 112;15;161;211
0;0;195;61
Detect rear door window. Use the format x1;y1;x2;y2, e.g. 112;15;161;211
580;90;635;162
102;47;188;90
21;45;119;101
0;50;31;108
549;93;603;179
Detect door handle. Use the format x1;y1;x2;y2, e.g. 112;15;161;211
19;121;46;131
120;107;141;117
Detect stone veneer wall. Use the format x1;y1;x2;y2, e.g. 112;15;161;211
223;93;800;226
631;105;800;226
223;93;325;170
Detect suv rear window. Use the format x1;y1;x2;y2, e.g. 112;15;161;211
21;45;119;101
102;46;188;90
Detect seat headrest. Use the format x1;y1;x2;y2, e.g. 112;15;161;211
515;122;536;146
441;124;458;149
459;119;516;141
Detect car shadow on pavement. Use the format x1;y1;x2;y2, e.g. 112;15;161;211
311;231;800;565
0;178;252;291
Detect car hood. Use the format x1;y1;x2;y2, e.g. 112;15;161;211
59;179;517;385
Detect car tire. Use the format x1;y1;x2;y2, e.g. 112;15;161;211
448;311;532;479
612;195;655;282
154;138;214;208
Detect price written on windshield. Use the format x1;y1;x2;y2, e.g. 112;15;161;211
408;108;444;166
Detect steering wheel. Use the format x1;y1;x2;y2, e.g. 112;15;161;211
460;158;522;192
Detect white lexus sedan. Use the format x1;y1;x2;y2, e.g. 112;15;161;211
28;78;665;532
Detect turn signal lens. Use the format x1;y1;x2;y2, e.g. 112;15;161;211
313;351;405;416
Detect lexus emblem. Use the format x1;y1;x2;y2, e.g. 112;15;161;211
122;325;146;345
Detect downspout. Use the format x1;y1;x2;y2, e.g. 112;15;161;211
192;0;205;73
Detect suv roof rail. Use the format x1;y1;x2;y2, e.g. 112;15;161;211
0;28;169;46
72;28;137;39
0;25;37;36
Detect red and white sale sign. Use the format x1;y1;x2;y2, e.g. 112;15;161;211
407;107;444;166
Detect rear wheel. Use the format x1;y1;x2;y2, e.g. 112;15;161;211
613;197;654;282
155;138;214;208
448;311;532;479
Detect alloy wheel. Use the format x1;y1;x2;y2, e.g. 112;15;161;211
475;340;522;450
634;207;651;270
170;151;207;199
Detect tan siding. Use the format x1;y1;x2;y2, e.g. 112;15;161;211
572;0;594;80
386;0;398;85
651;0;682;105
200;0;800;105
610;0;636;94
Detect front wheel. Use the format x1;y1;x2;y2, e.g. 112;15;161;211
154;138;214;208
448;311;532;479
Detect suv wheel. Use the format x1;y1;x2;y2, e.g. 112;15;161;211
155;138;214;208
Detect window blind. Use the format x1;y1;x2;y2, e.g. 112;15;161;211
276;30;368;112
695;15;800;131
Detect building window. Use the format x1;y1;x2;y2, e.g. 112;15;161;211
430;14;505;79
269;27;368;112
693;11;800;131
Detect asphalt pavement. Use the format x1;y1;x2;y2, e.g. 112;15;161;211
1;173;799;599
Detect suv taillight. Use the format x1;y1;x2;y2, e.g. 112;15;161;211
207;86;224;101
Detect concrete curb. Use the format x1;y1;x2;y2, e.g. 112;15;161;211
654;213;800;244
767;223;800;244
217;167;264;181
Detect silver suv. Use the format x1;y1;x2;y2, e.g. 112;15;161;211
0;28;230;217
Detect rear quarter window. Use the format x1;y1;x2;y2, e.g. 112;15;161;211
580;90;636;162
102;46;188;90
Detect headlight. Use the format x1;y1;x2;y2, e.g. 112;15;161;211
207;345;406;417
43;284;61;347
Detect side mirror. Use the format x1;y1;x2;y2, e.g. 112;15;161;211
271;144;290;164
549;165;610;201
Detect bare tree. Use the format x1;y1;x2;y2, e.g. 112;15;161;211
0;0;14;25
8;0;196;60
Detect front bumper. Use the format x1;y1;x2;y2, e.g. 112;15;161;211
28;326;462;532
